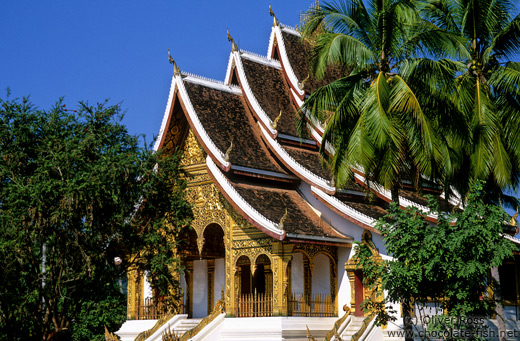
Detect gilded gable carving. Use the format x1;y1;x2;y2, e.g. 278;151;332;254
186;183;226;237
180;129;206;167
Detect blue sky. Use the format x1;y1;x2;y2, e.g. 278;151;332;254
1;0;308;146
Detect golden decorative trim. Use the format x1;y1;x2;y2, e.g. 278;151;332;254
270;110;283;130
269;2;279;27
511;207;518;226
298;74;310;90
104;326;121;340
134;312;176;341
168;49;181;77
306;325;316;341
278;207;288;230
180;129;206;167
162;326;180;340
197;233;204;256
227;27;238;52
224;139;233;162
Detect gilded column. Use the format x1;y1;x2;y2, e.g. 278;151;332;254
345;261;357;316
271;241;293;316
126;266;138;319
207;259;215;313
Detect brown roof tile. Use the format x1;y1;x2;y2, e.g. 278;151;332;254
282;145;331;181
231;180;348;240
241;57;300;137
281;30;346;94
341;200;389;221
183;80;287;174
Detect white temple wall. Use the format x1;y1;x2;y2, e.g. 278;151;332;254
337;247;351;311
291;252;305;294
312;254;331;295
214;258;225;306
192;259;208;318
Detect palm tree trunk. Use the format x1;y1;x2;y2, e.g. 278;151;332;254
491;266;506;341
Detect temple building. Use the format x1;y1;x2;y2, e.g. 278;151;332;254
117;8;520;341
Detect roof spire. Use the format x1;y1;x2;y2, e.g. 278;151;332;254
270;110;283;130
227;27;238;52
168;49;181;77
269;2;279;27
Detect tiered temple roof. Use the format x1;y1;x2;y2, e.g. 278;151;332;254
155;19;450;245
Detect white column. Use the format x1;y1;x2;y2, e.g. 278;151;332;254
214;258;225;306
337;247;351;312
291;252;304;294
192;259;208;318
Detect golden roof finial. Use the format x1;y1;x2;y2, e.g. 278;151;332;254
279;207;288;230
271;110;283;129
224;139;233;162
511;207;518;226
269;2;279;27
168;49;181;77
227;27;238;52
298;73;310;90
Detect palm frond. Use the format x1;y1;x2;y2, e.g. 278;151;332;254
361;72;396;149
417;0;462;32
389;74;438;165
486;13;520;61
310;33;376;79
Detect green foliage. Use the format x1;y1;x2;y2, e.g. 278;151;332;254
354;181;515;329
70;283;126;341
0;96;192;340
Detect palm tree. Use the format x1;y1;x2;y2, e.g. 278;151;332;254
299;0;465;203
419;1;520;337
418;0;520;208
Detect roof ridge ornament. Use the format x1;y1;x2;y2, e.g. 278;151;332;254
224;139;233;162
270;110;283;130
278;207;288;230
168;49;181;77
298;73;310;90
269;2;279;27
227;27;238;52
511;207;518;226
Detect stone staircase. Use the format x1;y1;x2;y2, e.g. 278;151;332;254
339;316;365;340
174;318;203;336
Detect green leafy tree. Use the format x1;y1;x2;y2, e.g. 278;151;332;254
299;0;465;202
354;181;515;339
0;96;192;340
